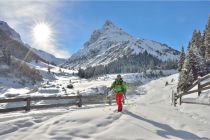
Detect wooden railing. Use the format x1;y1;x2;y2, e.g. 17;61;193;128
0;94;114;113
173;74;210;106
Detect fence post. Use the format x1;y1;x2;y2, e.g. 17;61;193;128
25;97;31;112
174;92;177;106
198;76;201;96
77;92;82;107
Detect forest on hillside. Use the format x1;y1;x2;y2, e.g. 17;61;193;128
177;15;210;92
78;50;177;78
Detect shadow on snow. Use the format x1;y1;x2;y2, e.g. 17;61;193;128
125;110;209;140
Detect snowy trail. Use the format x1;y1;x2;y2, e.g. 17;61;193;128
0;74;210;140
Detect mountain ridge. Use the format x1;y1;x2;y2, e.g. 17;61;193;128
0;20;22;42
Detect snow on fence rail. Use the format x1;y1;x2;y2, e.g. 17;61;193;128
0;94;114;113
173;74;210;106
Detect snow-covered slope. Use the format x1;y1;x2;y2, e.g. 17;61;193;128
0;73;209;140
31;48;66;65
65;20;179;68
0;58;176;100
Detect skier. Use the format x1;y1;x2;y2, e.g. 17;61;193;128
111;74;127;112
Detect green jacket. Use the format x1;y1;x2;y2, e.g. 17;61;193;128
111;79;128;94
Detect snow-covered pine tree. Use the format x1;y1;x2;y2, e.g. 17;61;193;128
200;31;206;58
188;48;198;81
191;30;202;50
188;46;198;80
180;56;196;91
178;46;185;72
188;46;207;80
178;54;191;92
177;72;183;92
187;28;208;80
184;53;191;73
205;15;210;60
177;70;188;92
193;47;207;77
188;69;194;85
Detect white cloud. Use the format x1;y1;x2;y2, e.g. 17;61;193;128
0;0;53;28
0;0;71;58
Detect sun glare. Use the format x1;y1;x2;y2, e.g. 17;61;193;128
33;23;51;43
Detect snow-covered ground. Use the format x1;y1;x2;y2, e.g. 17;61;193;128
0;60;175;108
0;72;210;140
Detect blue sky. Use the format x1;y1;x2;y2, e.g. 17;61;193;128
1;1;210;58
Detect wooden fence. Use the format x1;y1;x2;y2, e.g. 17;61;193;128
0;94;114;113
173;74;210;106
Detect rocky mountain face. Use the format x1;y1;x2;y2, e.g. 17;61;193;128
0;21;22;42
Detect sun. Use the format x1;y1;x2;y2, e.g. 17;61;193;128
33;23;51;43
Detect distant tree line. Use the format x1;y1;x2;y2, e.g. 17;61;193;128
78;50;177;78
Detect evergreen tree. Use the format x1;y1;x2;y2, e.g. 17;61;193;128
188;47;207;80
177;70;188;92
191;30;202;50
188;47;198;80
178;46;185;72
187;42;191;51
193;47;207;77
78;68;85;78
183;53;191;74
200;32;206;58
188;69;194;85
178;56;193;92
205;15;210;60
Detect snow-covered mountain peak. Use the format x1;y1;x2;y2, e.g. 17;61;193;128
0;20;22;42
65;20;179;68
103;20;119;30
84;20;132;49
102;20;130;36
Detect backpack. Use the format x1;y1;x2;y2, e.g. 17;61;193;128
114;79;126;92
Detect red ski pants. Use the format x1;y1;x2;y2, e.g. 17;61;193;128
115;92;123;111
